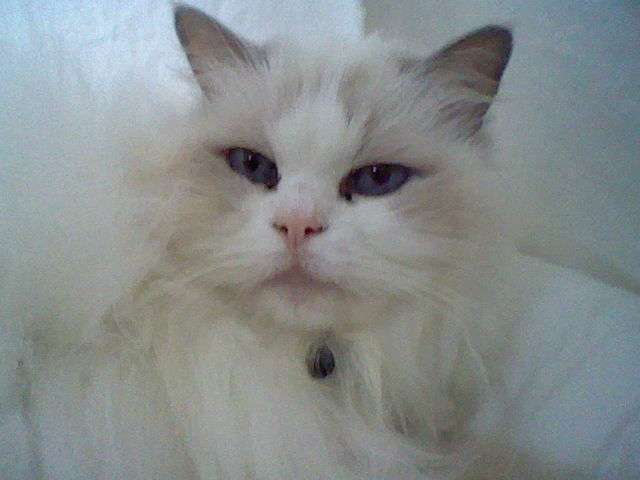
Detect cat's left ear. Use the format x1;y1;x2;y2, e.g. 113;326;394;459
404;26;513;138
174;5;265;98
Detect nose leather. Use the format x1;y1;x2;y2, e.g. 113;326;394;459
272;213;325;251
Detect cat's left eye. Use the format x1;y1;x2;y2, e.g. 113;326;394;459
340;164;414;200
225;148;279;189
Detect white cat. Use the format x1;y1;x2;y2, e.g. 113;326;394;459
23;5;520;479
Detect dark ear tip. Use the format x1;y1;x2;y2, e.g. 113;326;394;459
478;25;513;59
173;4;198;19
173;4;206;47
173;4;190;41
173;4;204;30
466;25;513;80
480;25;513;40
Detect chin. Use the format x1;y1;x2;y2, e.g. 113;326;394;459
237;267;399;333
248;269;350;331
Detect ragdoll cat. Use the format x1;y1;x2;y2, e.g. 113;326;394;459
29;5;516;479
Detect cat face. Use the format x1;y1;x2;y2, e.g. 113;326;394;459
165;7;511;330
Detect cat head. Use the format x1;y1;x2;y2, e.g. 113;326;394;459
159;6;512;331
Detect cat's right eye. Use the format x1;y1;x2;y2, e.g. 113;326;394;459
225;148;279;189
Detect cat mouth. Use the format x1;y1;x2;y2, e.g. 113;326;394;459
261;265;341;297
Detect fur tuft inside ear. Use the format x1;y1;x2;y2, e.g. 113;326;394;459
174;5;265;97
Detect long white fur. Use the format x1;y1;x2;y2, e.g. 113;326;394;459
1;5;521;480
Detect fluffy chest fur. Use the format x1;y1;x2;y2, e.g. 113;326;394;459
141;283;475;479
104;242;508;479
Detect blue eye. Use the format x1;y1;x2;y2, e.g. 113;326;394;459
340;164;413;200
226;148;279;189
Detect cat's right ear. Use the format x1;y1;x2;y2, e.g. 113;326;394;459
402;26;512;139
174;5;265;98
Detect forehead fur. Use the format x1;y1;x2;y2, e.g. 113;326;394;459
195;36;468;173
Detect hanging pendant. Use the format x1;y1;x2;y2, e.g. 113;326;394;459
307;344;335;379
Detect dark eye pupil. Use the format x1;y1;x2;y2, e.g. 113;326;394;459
371;165;390;185
225;148;279;189
244;156;260;172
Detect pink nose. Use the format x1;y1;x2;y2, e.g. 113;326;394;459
272;214;326;250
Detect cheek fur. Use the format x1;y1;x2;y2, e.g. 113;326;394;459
307;183;466;297
158;158;286;289
393;169;471;238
